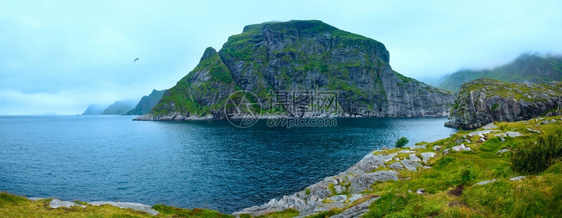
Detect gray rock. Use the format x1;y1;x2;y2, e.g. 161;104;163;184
388;162;404;170
346;153;397;175
28;197;45;201
334;185;343;194
497;148;510;154
420;152;436;163
410;145;426;150
527;128;541;134
433;145;442;152
89;201;159;216
467;130;496;137
348;194;364;203
401;159;423;172
482;123;497;129
504;132;522;137
49;199;85;208
499;136;505;142
474;179;497;186
331;197;379;218
398;150;415;153
443;148;450;155
510;176;526;181
328;195;347;203
409;154;421;162
350;171;398;193
452;144;471;152
416;189;426;195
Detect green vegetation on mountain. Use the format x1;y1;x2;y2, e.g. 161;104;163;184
439;54;562;92
140;20;453;120
125;89;166;115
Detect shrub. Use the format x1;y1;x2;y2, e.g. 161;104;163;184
511;130;562;174
395;136;409;148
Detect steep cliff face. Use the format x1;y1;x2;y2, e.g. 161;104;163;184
125;89;166;115
139;20;454;120
445;78;562;129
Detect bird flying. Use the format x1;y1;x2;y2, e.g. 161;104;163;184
134;57;139;62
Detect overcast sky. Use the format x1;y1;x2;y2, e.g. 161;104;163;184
1;0;561;115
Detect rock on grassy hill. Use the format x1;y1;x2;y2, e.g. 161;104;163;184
445;78;562;130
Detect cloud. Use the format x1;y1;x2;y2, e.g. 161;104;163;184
0;0;561;114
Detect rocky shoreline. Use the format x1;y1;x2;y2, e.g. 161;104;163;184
234;145;438;217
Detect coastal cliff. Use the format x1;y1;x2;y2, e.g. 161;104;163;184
136;20;453;121
445;78;562;129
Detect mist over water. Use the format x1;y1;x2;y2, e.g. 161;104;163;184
0;115;455;213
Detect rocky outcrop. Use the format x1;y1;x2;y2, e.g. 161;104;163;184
445;78;562;130
139;20;454;121
233;147;436;217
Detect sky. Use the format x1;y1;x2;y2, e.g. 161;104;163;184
1;0;561;115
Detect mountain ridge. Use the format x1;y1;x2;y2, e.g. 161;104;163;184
438;54;562;92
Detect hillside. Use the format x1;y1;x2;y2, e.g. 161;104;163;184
137;20;454;121
439;54;562;92
125;89;166;115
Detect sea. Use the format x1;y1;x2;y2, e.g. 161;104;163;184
0;115;456;213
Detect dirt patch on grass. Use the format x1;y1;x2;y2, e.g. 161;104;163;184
447;185;464;197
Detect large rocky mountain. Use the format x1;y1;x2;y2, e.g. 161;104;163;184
445;78;562;129
125;89;166;115
137;20;454;120
439;54;562;92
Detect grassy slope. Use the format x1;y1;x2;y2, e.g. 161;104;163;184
362;117;562;217
0;194;232;217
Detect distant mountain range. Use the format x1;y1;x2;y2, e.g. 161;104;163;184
438;54;562;92
82;89;166;115
124;89;166;115
81;104;108;115
101;100;138;115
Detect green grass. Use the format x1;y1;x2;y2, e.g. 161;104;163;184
0;192;231;218
360;116;562;217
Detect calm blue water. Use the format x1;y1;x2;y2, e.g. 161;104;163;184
0;115;455;213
